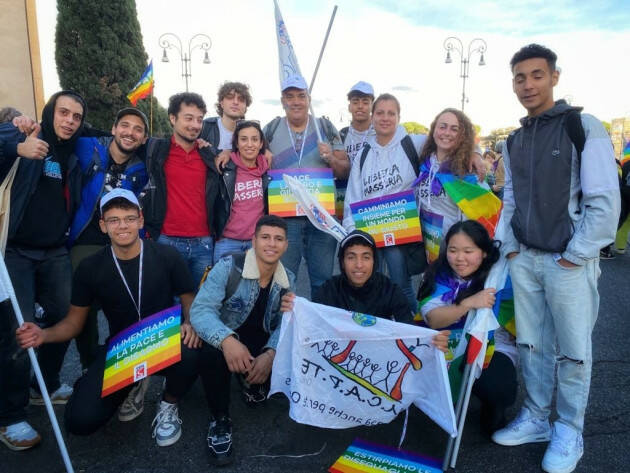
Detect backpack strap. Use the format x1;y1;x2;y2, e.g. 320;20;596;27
339;126;349;144
565;110;585;163
223;252;247;302
400;135;420;177
359;143;372;172
264;117;282;144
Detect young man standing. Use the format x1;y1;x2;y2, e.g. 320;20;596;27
200;81;252;156
340;81;376;165
69;107;150;370
491;44;620;473
190;215;295;465
142;92;221;285
263;75;349;297
0;91;86;450
16;189;203;447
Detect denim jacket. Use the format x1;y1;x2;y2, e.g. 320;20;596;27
190;248;296;350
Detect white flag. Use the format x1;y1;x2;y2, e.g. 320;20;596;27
270;297;457;436
274;0;303;84
283;174;347;242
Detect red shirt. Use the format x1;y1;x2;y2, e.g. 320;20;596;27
161;137;209;237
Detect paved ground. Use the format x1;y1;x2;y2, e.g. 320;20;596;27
3;255;630;472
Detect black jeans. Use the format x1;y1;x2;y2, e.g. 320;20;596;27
65;343;201;435
0;246;72;426
472;351;518;410
199;327;269;418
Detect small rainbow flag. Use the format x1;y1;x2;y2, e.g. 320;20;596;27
621;141;630;167
329;438;442;473
127;61;154;106
268;168;335;217
101;305;181;397
350;190;422;247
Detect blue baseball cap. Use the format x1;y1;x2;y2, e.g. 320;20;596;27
349;81;374;96
281;74;308;92
100;188;140;213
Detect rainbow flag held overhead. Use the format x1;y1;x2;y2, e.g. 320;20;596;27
102;305;181;397
350;190;422;247
329;438;442;473
127;61;154;106
268;168;335;217
621;141;630;167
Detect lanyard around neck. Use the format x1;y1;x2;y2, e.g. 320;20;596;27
111;240;143;321
286;116;310;166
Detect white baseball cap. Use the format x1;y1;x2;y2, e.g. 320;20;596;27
281;74;308;92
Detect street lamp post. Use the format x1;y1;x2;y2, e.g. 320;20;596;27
443;37;487;112
158;33;212;92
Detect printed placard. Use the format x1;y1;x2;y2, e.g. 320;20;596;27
101;305;181;397
330;438;442;473
268;168;336;217
350;190;422;247
419;209;444;263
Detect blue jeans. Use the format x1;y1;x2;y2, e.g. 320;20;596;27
0;246;72;425
214;237;252;262
157;235;213;288
378;246;416;315
281;217;336;297
509;246;600;433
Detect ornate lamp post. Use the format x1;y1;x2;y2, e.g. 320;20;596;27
158;33;211;92
443;37;487;112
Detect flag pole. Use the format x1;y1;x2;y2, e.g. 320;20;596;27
307;5;337;143
0;258;74;473
150;89;153;136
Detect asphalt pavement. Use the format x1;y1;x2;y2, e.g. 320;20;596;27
3;254;629;472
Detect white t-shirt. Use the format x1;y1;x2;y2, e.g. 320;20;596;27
217;118;233;151
343;125;376;166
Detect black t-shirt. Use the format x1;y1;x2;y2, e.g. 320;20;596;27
11;156;69;248
236;283;270;354
71;240;195;338
75;161;135;246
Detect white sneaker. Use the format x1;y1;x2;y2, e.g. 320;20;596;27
151;401;182;447
542;423;584;473
0;421;41;451
30;383;73;405
118;377;151;422
492;407;551;446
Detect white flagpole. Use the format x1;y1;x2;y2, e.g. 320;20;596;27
0;258;74;473
308;5;337;95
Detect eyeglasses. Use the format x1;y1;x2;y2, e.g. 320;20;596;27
103;215;140;226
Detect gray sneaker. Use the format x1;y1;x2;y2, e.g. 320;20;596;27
151;401;182;447
30;383;73;405
118;377;151;422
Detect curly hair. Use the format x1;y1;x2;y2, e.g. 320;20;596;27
215;82;252;117
419;108;475;177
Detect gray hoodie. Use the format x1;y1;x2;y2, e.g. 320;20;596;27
501;100;619;264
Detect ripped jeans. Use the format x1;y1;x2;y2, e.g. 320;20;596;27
509;246;600;433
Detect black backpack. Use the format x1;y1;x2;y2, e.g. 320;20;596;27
357;134;420;177
199;253;246;302
506;110;585;163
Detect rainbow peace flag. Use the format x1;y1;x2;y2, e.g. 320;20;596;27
350;190;422;247
621;141;630;167
127;61;154;106
329;438;442;473
268;168;335;217
101;305;181;397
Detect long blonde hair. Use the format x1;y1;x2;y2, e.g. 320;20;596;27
419;108;475;177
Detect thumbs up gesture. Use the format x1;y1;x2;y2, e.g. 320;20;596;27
17;125;49;160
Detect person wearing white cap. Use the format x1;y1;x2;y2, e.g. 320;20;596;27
16;188;207;448
262;74;350;297
340;81;376;165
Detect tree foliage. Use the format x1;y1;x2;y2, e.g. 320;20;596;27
56;0;170;136
602;121;611;135
401;121;429;135
481;127;518;149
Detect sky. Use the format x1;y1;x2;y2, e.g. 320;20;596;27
35;0;630;135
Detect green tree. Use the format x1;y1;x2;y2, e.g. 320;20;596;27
56;0;170;136
401;121;429;135
602;121;611;135
481;126;518;150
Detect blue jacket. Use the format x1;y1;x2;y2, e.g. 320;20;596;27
190;248;296;350
68;136;148;246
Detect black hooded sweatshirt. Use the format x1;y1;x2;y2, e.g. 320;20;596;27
10;91;86;248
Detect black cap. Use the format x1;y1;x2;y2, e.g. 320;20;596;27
115;107;149;135
339;230;376;254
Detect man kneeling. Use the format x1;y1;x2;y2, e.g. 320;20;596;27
16;189;202;446
190;215;295;465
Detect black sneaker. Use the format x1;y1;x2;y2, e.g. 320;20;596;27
238;375;269;407
600;245;616;259
207;415;233;466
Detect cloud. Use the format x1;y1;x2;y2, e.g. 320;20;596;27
392;85;417;92
261;98;281;105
